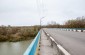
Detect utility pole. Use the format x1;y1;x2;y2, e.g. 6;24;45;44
40;17;45;29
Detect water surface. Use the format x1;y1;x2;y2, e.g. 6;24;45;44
0;39;33;55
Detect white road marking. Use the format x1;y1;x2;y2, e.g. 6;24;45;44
50;37;55;42
57;45;71;55
47;34;50;36
45;31;71;55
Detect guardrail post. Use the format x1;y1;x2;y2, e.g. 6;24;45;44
75;29;78;32
65;29;67;31
59;28;85;32
81;29;83;32
53;42;61;55
72;29;73;31
66;29;67;31
50;40;53;47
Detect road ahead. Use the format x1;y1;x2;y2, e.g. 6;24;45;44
43;28;85;55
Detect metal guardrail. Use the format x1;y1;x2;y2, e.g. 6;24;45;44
23;31;40;55
43;30;71;55
56;28;85;32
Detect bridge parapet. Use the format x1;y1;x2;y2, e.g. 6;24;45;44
57;28;85;32
23;31;40;55
43;30;71;55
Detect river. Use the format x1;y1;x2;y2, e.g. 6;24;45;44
0;39;33;55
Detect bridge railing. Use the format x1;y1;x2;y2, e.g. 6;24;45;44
56;28;85;32
43;29;71;55
23;31;40;55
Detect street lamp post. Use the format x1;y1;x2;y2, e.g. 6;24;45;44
40;17;45;29
40;17;45;40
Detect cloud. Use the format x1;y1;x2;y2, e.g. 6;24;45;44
0;0;85;26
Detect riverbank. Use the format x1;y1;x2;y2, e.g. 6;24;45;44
0;26;39;42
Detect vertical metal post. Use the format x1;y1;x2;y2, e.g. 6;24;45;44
76;29;78;32
81;29;83;32
40;17;44;43
40;17;45;30
72;29;73;31
40;19;41;30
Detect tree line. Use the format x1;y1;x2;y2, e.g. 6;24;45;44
0;16;85;42
44;16;85;28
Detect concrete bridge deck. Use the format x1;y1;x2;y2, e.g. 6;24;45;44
24;28;85;55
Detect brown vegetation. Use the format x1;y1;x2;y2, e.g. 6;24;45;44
64;17;85;28
0;26;39;42
45;16;85;28
0;16;85;42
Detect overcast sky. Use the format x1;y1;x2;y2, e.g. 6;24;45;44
0;0;85;26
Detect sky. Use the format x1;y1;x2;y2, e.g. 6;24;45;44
0;0;85;26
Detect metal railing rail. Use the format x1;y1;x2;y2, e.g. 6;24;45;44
56;28;85;32
43;29;71;55
23;31;40;55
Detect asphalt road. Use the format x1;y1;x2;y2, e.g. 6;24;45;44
43;28;85;55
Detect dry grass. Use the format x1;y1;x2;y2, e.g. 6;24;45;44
0;26;39;42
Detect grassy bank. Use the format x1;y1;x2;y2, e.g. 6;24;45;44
0;26;39;42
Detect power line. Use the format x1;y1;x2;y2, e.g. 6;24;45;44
36;0;46;18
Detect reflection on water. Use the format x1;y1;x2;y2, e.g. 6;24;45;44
0;39;33;55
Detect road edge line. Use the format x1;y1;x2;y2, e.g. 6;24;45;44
45;31;71;55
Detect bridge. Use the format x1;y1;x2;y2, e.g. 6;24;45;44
23;28;85;55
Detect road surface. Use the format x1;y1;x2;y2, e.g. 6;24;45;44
43;28;85;55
